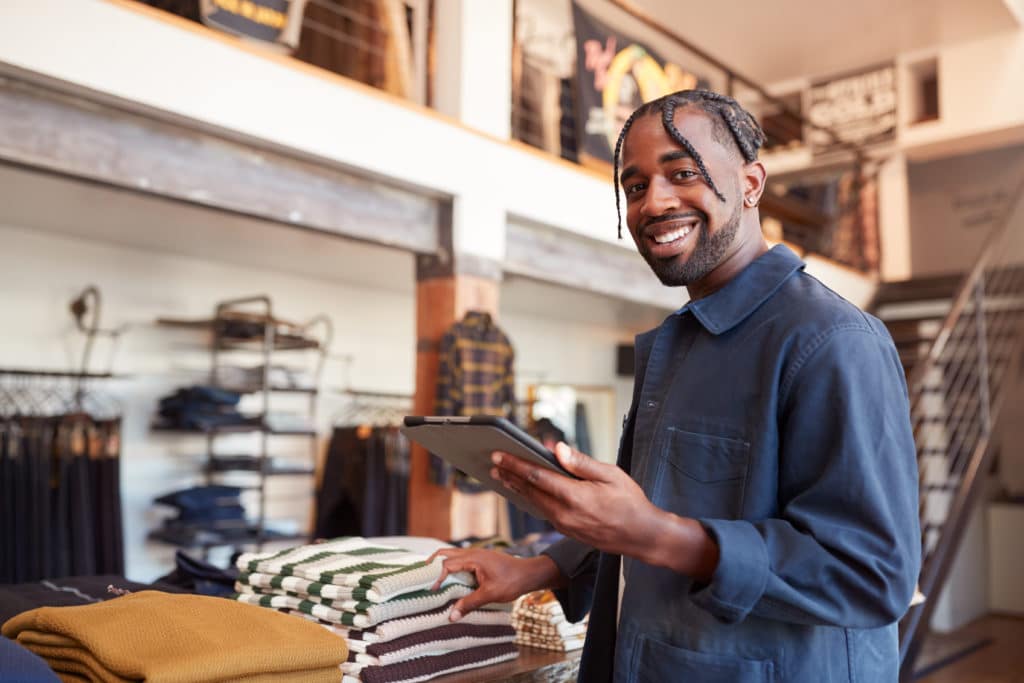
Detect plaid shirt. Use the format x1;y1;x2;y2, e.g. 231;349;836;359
434;312;515;420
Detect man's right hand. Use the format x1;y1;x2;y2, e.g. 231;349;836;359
427;548;565;621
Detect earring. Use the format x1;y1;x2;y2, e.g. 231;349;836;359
745;196;758;207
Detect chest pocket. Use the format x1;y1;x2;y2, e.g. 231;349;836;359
649;427;750;520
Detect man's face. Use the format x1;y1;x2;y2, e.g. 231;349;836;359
620;108;745;287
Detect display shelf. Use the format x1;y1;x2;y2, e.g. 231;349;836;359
216;384;319;395
150;421;317;437
205;455;315;477
148;525;308;550
152;295;332;555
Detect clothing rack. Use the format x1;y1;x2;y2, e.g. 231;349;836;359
332;388;412;428
0;372;124;583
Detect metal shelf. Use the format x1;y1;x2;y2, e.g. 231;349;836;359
151;421;317;437
148;525;308;550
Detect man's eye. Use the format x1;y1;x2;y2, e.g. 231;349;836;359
673;170;697;180
626;183;646;195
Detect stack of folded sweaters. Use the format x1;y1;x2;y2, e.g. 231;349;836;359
233;537;518;682
1;590;348;682
511;590;588;652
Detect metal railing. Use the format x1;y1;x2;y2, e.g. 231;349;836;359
898;174;1024;679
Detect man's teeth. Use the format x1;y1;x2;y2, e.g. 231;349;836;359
653;226;693;244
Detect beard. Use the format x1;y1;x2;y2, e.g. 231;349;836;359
639;201;742;287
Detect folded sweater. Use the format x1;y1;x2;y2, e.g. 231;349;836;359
237;537;473;602
2;591;347;683
233;583;474;628
344;623;515;667
342;642;518;683
281;600;512;647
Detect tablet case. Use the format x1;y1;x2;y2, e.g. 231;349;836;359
400;416;574;521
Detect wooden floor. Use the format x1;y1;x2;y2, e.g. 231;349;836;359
916;615;1024;683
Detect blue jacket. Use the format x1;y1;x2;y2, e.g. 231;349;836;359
544;245;920;682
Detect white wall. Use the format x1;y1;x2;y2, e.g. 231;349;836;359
0;220;419;581
906;141;1024;276
930;485;992;632
0;211;655;581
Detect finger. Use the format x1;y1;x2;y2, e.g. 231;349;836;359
493;452;578;501
431;562;452;591
553;442;615;482
494;469;566;521
430;554;473;591
450;587;497;621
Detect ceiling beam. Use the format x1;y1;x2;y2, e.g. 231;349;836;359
0;74;440;253
505;218;680;311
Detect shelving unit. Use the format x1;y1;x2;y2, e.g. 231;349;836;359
154;295;333;551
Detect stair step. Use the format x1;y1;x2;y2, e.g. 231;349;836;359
873;273;965;306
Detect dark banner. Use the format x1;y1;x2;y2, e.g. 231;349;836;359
200;0;306;49
805;64;897;155
571;2;710;166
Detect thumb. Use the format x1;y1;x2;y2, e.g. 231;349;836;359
449;588;493;622
554;442;608;481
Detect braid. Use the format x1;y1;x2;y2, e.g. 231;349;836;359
612;106;649;239
612;89;766;238
661;98;726;202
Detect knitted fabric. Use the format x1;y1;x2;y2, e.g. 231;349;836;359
513;631;585;652
282;600;512;645
510;590;588;653
237;567;472;604
343;642;518;683
236;537;473;601
1;591;347;683
344;623;515;667
233;583;474;628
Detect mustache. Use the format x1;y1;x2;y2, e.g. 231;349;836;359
640;211;705;235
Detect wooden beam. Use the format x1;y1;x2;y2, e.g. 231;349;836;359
0;75;439;252
504;219;681;310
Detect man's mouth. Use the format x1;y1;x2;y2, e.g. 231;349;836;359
652;224;695;244
645;218;701;255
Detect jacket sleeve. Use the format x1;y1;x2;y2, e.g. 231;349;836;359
542;537;599;623
689;327;922;628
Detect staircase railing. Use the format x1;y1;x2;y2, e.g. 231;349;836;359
898;174;1024;679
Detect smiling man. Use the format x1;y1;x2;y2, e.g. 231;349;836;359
431;90;920;683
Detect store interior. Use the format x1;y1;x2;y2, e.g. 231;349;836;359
2;0;1024;681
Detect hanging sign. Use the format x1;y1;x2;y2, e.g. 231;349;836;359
571;2;710;166
805;64;897;155
199;0;308;50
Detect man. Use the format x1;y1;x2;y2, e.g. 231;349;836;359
431;90;920;682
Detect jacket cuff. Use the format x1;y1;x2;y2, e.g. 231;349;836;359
689;519;769;624
541;538;598;623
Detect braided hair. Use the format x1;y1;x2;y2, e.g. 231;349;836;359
612;89;766;238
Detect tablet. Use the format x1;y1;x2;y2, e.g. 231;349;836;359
400;415;576;520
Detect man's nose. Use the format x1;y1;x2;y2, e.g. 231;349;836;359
641;176;681;216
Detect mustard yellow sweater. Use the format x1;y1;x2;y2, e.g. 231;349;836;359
2;590;347;682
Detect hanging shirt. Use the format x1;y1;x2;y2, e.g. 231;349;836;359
435;311;516;420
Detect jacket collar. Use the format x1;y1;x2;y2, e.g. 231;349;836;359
679;244;805;335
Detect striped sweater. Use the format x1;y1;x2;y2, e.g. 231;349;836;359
236;538;474;602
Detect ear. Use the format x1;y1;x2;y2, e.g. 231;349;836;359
741;160;767;208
